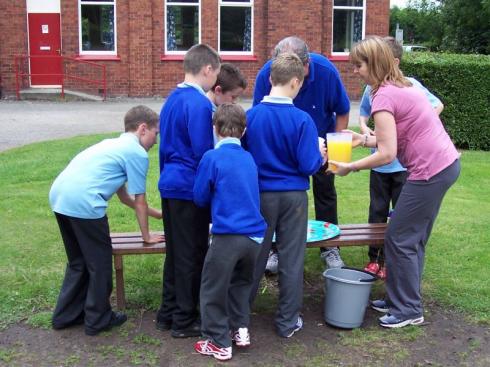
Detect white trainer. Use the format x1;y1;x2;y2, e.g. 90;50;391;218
232;327;250;347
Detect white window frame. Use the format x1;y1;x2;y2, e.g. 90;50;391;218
78;0;117;55
165;0;201;55
218;0;254;55
331;0;365;55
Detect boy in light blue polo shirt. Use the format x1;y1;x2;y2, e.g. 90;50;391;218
49;105;164;336
359;37;443;279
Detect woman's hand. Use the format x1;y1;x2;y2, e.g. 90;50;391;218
327;160;354;176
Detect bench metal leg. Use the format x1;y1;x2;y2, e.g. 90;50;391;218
113;254;126;310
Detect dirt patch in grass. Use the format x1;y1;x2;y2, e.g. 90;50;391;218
1;280;489;367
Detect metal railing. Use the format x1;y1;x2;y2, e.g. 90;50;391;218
14;55;107;100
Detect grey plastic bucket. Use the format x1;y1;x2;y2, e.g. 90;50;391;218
323;267;376;329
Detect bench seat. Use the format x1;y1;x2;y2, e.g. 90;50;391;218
111;223;387;309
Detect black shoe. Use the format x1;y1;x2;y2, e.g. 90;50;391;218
85;311;127;336
156;319;172;331
171;322;201;338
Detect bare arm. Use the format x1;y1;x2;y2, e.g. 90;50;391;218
335;113;349;132
116;186;162;219
116;186;164;243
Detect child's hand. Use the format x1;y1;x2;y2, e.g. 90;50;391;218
318;137;327;163
148;207;163;219
144;233;165;244
341;129;365;148
359;122;375;136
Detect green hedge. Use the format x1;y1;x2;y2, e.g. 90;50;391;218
401;53;490;151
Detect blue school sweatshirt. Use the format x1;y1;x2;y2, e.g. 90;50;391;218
158;86;214;200
244;97;323;192
253;53;350;138
193;140;267;238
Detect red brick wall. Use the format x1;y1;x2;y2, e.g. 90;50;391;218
0;2;28;97
0;0;389;100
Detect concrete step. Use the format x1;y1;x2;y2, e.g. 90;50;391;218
19;88;104;101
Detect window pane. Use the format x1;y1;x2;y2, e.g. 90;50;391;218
334;0;363;6
220;6;251;52
166;0;198;3
81;4;115;51
167;5;199;51
333;9;362;52
221;0;251;2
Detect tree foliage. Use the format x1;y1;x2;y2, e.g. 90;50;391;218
390;0;490;54
440;0;490;54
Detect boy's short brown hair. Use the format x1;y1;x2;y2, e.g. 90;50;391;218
270;53;305;86
383;36;403;60
213;103;246;139
211;63;247;93
184;44;221;75
124;105;159;132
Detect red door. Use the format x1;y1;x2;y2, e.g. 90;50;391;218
28;13;62;86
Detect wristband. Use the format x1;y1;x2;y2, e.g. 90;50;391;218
361;134;368;147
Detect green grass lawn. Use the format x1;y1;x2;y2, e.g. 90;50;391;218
0;134;489;329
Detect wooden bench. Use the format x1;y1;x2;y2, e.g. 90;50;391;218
111;223;387;309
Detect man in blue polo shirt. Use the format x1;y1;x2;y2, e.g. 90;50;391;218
253;36;350;269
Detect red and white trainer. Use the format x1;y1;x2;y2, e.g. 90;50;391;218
232;327;250;347
194;340;232;361
364;262;380;275
377;266;387;280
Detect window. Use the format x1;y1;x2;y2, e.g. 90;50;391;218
166;0;200;54
79;0;117;55
219;0;253;54
332;0;364;54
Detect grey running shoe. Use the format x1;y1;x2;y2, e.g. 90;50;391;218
286;316;303;338
371;299;389;313
321;247;345;269
265;250;279;274
379;314;424;328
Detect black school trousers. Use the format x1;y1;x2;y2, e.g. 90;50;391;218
157;198;210;330
367;170;408;263
52;213;113;334
313;170;338;254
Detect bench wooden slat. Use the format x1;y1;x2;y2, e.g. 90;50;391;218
337;223;387;230
112;245;166;255
111;231;164;239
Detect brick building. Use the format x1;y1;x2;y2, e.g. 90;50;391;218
0;0;389;100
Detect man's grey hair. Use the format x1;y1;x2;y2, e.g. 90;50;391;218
272;36;310;65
